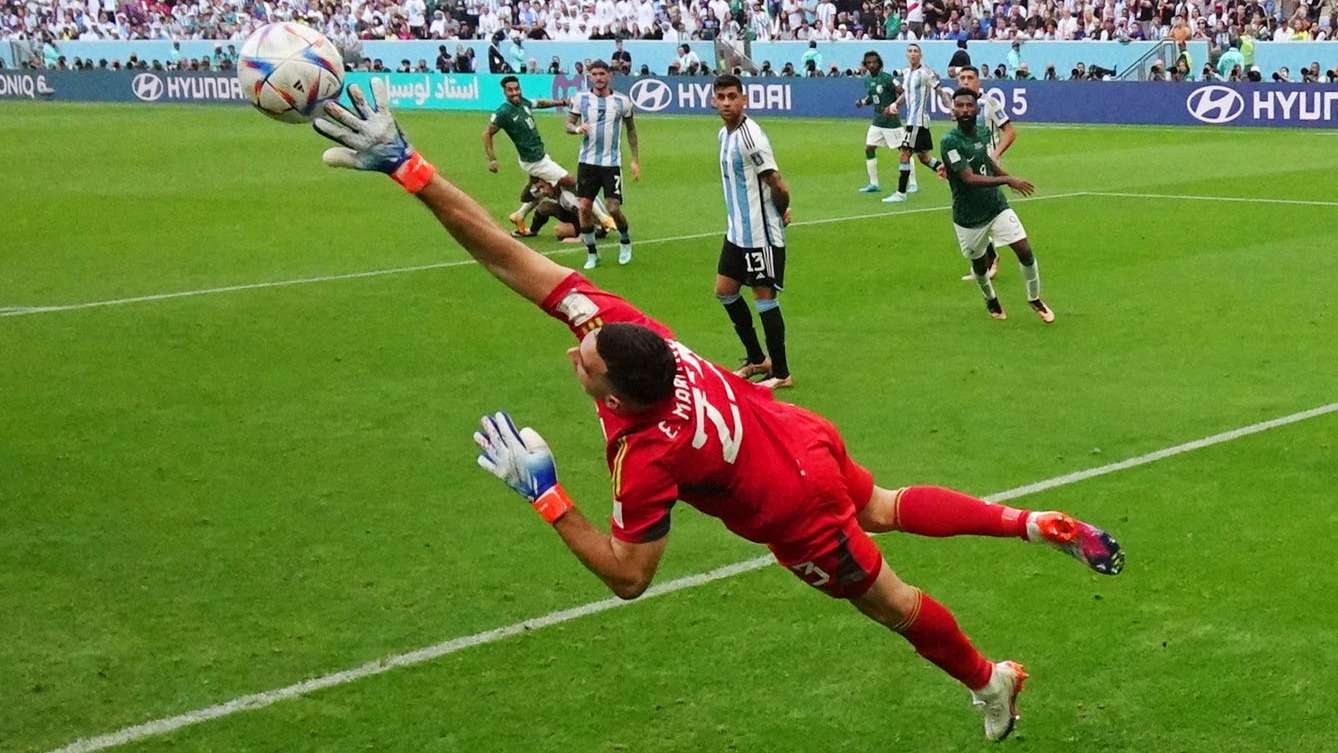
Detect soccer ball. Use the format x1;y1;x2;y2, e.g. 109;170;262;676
238;23;344;124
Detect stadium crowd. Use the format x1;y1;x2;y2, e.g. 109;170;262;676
3;0;1335;79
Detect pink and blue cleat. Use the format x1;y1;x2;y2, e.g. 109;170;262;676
1029;512;1125;575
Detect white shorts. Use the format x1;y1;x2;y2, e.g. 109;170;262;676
518;154;568;184
953;209;1027;260
865;125;902;148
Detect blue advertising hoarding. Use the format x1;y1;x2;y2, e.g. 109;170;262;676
3;70;1335;129
614;76;1338;129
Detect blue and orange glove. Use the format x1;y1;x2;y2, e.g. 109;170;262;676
311;78;437;193
473;411;574;525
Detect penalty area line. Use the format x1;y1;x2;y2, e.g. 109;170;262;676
1;193;1085;319
45;400;1338;753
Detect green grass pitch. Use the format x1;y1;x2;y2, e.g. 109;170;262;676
2;102;1336;753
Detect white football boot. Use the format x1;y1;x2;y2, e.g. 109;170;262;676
971;660;1028;742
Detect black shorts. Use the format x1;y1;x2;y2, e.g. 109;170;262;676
718;240;786;290
904;125;933;153
576;163;623;202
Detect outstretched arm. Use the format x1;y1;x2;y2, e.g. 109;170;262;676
316;80;569;306
474;412;667;600
533;97;569;109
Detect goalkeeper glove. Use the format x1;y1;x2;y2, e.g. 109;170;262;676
473;411;573;525
311;78;437;193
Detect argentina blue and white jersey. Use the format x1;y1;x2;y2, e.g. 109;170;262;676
902;65;940;128
570;91;634;167
718;116;785;250
978;95;1011;150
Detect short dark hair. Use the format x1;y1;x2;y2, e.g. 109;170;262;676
862;50;883;66
958;64;979;76
500;75;519;88
713;73;744;93
952;86;979;100
588;59;609;71
596;323;676;406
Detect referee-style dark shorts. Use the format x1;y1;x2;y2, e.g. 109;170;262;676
718;240;786;290
576;163;623;202
902;125;934;153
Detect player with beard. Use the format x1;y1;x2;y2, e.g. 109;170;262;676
955;65;1017;282
940;87;1054;323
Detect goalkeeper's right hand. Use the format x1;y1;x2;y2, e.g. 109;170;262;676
312;78;437;193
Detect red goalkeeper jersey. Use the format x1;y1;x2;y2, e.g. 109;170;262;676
540;273;873;549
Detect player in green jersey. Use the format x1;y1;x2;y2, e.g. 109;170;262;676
956;64;1017;282
940;88;1054;324
483;76;615;237
855;51;902;194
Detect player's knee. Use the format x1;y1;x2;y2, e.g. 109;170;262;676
887;582;921;624
754;296;780;313
717;292;742;305
865;146;877;159
858;486;900;532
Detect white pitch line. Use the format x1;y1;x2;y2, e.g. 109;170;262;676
46;400;1338;753
1;193;1086;319
1086;191;1338;208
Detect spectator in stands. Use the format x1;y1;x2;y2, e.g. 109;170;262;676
674;43;699;70
800;38;821;69
487;30;510;72
946;39;970;76
612;37;632;72
1217;40;1244;79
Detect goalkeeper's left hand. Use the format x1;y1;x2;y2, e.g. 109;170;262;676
312;78;437;193
474;412;574;524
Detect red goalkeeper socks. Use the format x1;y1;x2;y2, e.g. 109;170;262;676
893;485;1031;539
895;590;994;690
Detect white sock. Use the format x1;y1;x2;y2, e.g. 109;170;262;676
514;201;537;220
974;270;997;300
1021;259;1041;300
591;199;612;224
865;158;878;185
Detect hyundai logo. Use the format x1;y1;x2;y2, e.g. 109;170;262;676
1186;85;1244;124
629;79;672;112
131;73;164;102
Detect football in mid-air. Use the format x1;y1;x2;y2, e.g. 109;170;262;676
237;23;344;124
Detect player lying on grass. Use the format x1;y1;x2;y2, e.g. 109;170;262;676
311;79;1125;743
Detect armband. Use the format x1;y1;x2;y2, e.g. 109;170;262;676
533;485;575;525
391;152;437;194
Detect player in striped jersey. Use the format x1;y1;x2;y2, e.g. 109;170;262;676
955;65;1017;282
713;74;794;390
566;60;640;269
884;44;952;204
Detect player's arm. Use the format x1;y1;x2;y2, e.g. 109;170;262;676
993;120;1017;158
553;507;667;599
532;97;570;109
936;83;954;110
761;170;792;224
943;142;1034;195
316;80;569;305
624;111;641;181
473;412;667;600
482;121;501;173
564;105;588;135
